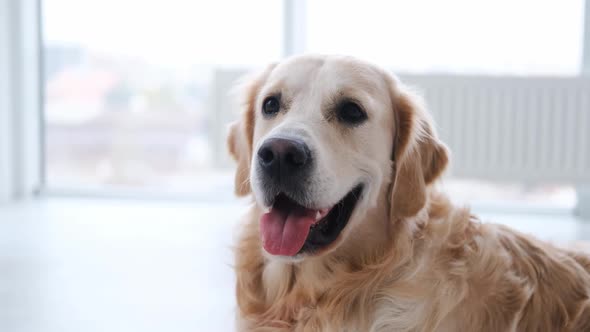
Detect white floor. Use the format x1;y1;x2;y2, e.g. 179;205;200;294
0;198;589;332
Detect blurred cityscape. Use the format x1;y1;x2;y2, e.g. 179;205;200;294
40;0;581;208
44;43;231;193
43;43;576;207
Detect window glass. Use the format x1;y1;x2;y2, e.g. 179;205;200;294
306;0;584;75
43;0;283;193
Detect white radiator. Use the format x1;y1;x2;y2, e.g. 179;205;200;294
214;70;590;184
401;75;590;183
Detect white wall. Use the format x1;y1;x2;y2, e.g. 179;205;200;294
584;0;590;74
0;0;42;203
0;0;16;203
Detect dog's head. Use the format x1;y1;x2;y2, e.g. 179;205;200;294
228;55;448;260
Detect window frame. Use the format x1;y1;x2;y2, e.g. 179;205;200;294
0;0;43;203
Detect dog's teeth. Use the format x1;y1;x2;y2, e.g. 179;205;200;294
315;211;321;221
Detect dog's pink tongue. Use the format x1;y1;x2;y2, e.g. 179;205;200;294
260;207;317;256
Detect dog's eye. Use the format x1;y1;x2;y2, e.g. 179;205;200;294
337;101;367;125
262;97;280;116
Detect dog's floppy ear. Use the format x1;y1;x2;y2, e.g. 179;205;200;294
227;119;253;196
389;84;449;219
227;65;275;196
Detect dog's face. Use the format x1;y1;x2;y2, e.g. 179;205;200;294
228;55;448;260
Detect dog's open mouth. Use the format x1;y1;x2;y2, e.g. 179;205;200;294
259;185;363;256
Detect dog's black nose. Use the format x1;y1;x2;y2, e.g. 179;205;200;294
257;137;311;180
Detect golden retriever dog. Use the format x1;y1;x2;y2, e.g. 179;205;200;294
227;55;590;331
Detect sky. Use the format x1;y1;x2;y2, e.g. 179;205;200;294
43;0;585;74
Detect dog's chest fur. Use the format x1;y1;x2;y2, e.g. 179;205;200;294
235;215;467;331
236;204;590;332
241;260;433;332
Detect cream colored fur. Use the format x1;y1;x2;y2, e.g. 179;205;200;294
227;55;590;332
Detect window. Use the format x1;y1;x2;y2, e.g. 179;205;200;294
303;0;585;209
39;0;586;210
43;0;283;194
306;0;584;75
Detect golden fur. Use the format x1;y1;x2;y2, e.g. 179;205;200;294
227;55;590;331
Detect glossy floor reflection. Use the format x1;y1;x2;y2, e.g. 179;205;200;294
0;198;588;332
